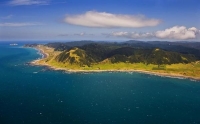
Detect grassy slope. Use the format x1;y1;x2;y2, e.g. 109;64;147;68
36;45;200;78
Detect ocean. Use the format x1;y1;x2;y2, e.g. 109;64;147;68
0;42;200;124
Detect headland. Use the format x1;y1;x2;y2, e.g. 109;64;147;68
26;42;200;81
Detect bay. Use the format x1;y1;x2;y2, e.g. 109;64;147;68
0;42;200;124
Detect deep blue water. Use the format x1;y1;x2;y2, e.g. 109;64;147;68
0;43;200;124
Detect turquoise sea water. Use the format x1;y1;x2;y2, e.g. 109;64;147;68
0;42;200;124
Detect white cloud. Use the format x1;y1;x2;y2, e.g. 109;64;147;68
110;32;154;39
74;32;85;36
107;26;200;40
58;34;70;37
155;26;200;40
8;0;49;6
58;33;94;37
64;11;161;28
0;22;42;27
1;15;13;19
74;32;94;36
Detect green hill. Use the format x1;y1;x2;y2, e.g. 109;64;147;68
24;41;200;79
54;44;197;67
55;47;95;67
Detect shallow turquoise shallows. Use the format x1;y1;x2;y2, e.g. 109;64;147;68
0;42;200;124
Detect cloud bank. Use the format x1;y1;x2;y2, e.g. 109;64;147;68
64;11;161;28
108;26;200;40
8;0;49;6
0;22;42;27
155;26;199;40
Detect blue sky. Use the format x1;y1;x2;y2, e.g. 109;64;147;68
0;0;200;41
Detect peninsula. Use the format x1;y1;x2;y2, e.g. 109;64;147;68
25;41;200;80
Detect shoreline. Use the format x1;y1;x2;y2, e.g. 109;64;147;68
34;47;48;59
30;47;200;81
